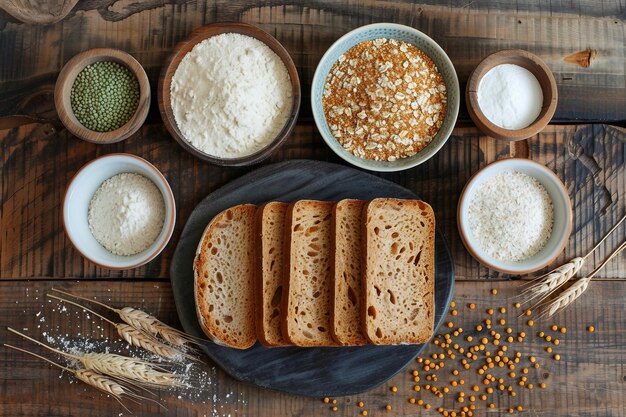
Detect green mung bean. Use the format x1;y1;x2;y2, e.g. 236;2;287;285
70;61;139;132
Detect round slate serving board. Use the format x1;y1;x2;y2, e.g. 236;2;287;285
170;160;455;397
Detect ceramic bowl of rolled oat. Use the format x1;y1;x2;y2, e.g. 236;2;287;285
311;23;460;172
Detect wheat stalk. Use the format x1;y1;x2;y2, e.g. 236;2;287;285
522;213;626;309
49;288;200;348
116;323;192;362
521;257;584;304
80;352;184;387
45;293;195;362
7;327;185;388
3;343;165;413
540;239;626;318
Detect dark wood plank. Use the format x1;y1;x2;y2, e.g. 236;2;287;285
1;123;624;280
0;279;623;416
0;1;625;123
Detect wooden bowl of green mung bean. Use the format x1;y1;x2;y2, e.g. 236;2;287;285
54;48;150;143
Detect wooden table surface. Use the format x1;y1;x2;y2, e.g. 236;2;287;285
0;1;624;416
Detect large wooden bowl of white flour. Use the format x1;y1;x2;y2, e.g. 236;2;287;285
158;23;301;166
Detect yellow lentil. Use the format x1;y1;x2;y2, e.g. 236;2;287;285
587;325;595;332
323;397;330;403
491;289;498;295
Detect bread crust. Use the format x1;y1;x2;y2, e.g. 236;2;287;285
194;204;257;349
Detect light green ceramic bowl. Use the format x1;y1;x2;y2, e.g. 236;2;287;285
311;23;460;172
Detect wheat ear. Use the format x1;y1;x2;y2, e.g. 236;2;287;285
541;239;626;318
521;257;584;306
522;213;626;309
3;343;165;413
49;288;201;347
46;293;194;362
7;327;184;387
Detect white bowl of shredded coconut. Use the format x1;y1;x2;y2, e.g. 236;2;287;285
457;158;572;274
63;154;176;269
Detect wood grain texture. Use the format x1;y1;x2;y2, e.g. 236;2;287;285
0;0;625;123
0;123;623;280
0;279;623;417
0;0;78;24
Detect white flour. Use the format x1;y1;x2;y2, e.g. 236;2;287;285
170;33;292;158
88;173;165;256
468;171;553;262
477;64;543;130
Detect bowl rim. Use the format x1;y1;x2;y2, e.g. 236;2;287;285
157;22;301;166
62;153;176;270
465;49;558;141
54;47;151;144
310;22;460;172
457;158;573;274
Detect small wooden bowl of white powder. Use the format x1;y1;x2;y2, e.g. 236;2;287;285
63;154;176;270
457;158;572;274
466;49;557;141
158;23;301;166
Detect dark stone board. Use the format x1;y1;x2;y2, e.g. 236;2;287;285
170;160;455;397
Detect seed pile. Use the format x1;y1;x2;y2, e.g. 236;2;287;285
321;288;574;415
70;61;139;132
322;38;447;161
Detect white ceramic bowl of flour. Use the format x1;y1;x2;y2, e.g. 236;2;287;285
63;154;176;270
457;158;572;275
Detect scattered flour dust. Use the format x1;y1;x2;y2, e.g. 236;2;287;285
88;173;165;256
170;33;292;158
468;171;554;262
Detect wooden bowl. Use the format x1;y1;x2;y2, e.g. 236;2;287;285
54;48;151;144
466;49;557;141
158;23;301;166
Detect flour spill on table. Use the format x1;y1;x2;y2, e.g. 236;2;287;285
11;286;247;416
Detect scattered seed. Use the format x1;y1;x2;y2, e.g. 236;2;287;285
587;325;595;332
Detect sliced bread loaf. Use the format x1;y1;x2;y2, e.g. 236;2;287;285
362;198;435;345
256;202;290;347
282;200;337;347
194;204;257;349
331;199;368;346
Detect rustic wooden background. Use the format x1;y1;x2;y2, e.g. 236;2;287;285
0;1;624;416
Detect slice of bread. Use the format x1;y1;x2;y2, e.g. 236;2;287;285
331;199;368;346
256;202;290;347
362;198;435;345
282;200;337;347
194;204;257;349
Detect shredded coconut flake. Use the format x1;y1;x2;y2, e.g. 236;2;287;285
468;171;554;262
